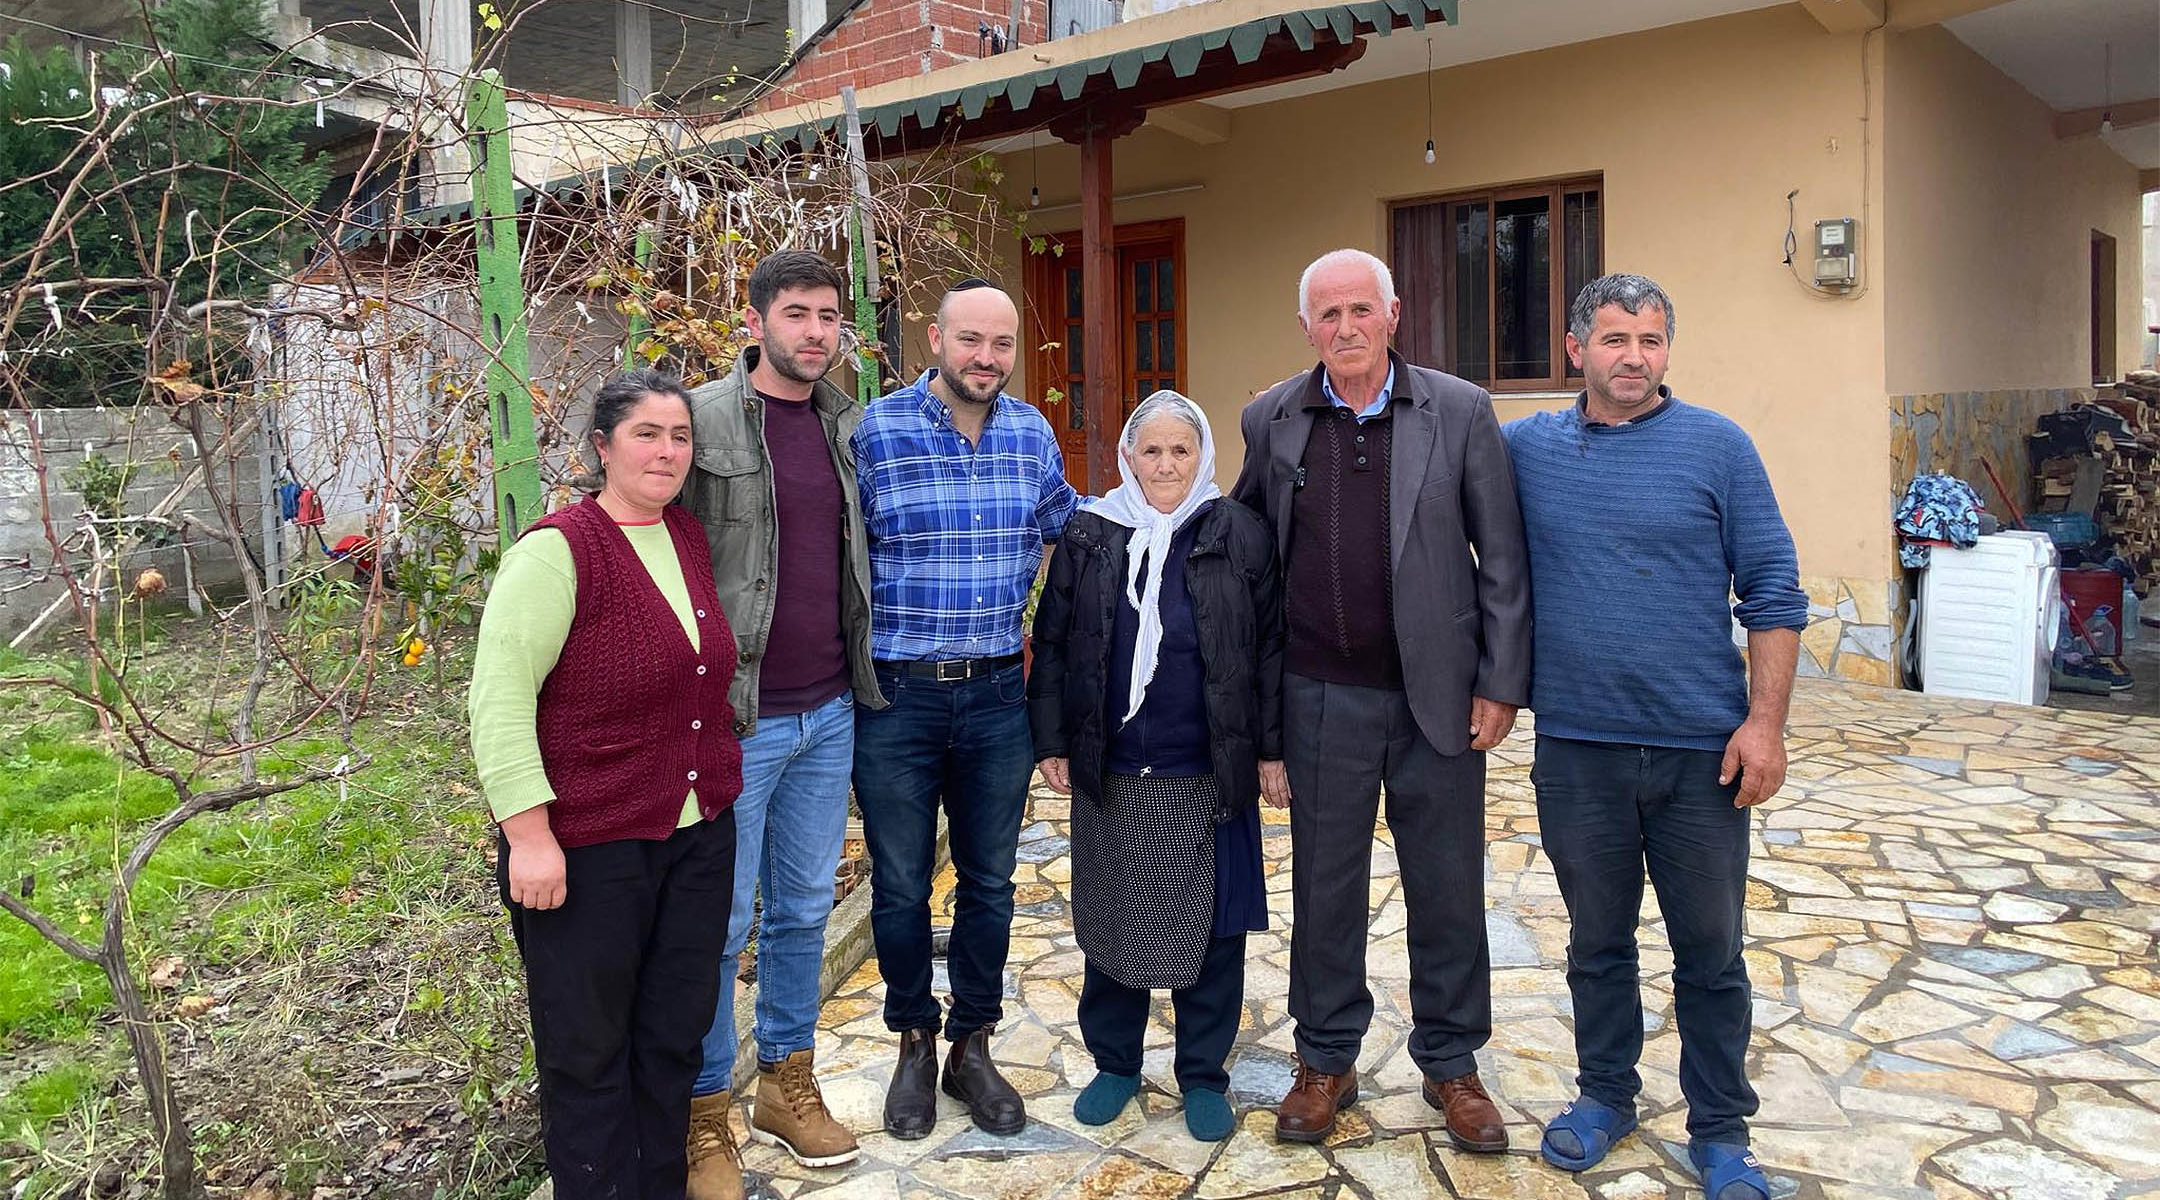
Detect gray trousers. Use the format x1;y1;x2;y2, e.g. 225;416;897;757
1285;672;1491;1081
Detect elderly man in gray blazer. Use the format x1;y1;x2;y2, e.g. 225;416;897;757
1231;248;1531;1152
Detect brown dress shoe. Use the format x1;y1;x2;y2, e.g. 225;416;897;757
1424;1070;1508;1153
1274;1059;1357;1144
685;1090;744;1200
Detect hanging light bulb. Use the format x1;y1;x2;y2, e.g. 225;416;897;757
2098;44;2115;135
1031;185;1040;206
1422;38;1436;167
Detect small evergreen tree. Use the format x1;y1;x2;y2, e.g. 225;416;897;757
0;0;329;405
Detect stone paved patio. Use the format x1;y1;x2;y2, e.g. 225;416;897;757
732;680;2160;1200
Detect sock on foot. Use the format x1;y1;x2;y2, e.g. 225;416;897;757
1074;1071;1140;1125
1182;1088;1234;1141
1546;1126;1585;1159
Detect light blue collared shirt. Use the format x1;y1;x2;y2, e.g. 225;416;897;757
1320;364;1396;422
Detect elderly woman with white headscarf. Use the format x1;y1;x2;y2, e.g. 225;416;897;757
1028;390;1286;1142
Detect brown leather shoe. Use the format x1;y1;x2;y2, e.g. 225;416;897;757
1273;1058;1357;1144
1424;1070;1508;1153
685;1090;744;1200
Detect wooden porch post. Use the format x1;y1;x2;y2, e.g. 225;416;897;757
1079;123;1119;496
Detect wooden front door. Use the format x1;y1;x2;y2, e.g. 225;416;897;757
1024;218;1187;487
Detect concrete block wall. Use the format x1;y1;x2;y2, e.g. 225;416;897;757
0;405;265;641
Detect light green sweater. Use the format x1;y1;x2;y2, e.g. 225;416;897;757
468;521;702;827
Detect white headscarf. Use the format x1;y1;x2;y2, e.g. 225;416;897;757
1084;390;1223;724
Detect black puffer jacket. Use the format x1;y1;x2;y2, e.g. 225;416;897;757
1028;500;1284;812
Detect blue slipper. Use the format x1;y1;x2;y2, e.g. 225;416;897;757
1182;1088;1235;1142
1539;1096;1637;1171
1074;1071;1140;1125
1689;1140;1770;1200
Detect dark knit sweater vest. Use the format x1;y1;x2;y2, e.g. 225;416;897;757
1285;406;1402;689
527;498;742;848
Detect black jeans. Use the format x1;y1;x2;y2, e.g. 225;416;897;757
1078;933;1246;1093
853;662;1035;1038
1283;673;1490;1080
1532;734;1758;1144
500;811;736;1200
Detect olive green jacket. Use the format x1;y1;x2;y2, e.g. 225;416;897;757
680;347;885;735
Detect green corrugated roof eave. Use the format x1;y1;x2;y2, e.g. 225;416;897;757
1167;35;1205;76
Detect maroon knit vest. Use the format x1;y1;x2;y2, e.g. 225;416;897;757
527;498;742;849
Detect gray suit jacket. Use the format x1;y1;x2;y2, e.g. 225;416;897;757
1230;352;1531;757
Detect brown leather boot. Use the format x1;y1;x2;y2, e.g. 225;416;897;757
1424;1070;1508;1153
685;1090;744;1200
749;1049;860;1168
1273;1058;1357;1144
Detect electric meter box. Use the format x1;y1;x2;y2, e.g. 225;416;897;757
1814;218;1857;288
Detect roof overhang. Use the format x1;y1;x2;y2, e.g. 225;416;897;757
343;0;1459;245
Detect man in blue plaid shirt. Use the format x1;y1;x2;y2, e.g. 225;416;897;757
851;278;1077;1142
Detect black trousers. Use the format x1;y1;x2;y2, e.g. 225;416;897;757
1283;673;1490;1080
499;811;736;1200
1533;735;1758;1144
1078;933;1246;1093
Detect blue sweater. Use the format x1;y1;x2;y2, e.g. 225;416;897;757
1502;396;1808;751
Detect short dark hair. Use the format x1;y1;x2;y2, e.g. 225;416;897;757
1568;273;1675;343
585;369;691;480
748;250;846;316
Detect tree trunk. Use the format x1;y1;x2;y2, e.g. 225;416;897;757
102;921;195;1200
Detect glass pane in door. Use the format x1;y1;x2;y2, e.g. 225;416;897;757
1493;194;1551;380
1450;201;1490;383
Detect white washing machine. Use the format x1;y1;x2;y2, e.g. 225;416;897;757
1919;531;2060;706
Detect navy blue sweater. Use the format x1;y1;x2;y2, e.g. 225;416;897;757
1106;513;1212;776
1502;395;1808;751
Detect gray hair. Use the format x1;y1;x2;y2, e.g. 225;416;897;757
1568;273;1676;343
1298;249;1396;320
1123;390;1204;449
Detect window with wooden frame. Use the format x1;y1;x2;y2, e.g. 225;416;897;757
1389;176;1602;392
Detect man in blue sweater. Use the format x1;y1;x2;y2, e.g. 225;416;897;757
1503;274;1804;1200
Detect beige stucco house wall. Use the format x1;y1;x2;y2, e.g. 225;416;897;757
977;2;2142;686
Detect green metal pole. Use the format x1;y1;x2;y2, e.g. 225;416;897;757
624;224;655;363
840;86;882;404
850;209;878;404
469;68;541;540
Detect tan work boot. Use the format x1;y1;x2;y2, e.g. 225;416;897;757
686;1090;744;1200
749;1048;861;1167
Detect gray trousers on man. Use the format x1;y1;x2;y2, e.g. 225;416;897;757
1285;672;1491;1081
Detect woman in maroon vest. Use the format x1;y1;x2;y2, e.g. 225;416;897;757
471;369;744;1200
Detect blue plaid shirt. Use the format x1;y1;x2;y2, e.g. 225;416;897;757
852;370;1079;660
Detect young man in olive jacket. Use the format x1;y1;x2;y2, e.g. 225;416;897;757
677;251;885;1200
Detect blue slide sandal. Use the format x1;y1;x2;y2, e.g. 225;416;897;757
1539;1096;1637;1171
1690;1140;1771;1200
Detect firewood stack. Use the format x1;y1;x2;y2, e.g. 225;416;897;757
2032;372;2159;596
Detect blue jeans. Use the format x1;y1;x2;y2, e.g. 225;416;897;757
853;662;1034;1039
692;691;855;1097
1532;734;1759;1145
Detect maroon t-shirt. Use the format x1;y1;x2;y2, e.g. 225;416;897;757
758;392;850;715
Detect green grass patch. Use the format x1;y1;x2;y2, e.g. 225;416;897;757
0;626;535;1197
0;1061;104;1138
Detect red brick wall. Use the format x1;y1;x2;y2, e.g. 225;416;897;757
755;0;1049;112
